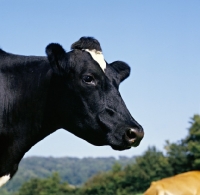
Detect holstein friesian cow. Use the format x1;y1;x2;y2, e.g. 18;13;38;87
0;37;144;187
144;171;200;195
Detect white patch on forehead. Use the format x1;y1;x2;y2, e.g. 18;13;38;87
0;174;10;187
84;49;106;72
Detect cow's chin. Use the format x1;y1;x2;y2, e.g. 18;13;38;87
87;141;132;151
82;136;108;147
83;138;133;151
110;144;131;151
79;132;136;151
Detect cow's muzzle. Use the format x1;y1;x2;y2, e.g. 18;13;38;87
97;108;144;150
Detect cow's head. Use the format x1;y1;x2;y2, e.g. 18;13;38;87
46;37;144;151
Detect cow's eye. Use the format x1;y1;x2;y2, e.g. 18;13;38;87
82;75;95;85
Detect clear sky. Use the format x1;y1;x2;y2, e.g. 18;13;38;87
1;1;200;158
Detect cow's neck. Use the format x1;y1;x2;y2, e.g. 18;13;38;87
0;57;60;172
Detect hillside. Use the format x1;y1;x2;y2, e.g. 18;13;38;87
2;156;136;193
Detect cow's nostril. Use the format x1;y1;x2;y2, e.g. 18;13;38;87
126;129;137;140
125;128;144;147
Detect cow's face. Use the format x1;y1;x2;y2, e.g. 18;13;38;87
46;43;144;150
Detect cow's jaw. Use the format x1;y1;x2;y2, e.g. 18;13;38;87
0;174;10;187
84;49;106;72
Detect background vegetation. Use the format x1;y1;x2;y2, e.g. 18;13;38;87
1;114;199;195
0;156;136;194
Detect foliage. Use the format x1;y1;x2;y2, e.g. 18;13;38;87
185;115;200;169
80;166;126;195
165;114;200;173
2;156;135;193
165;139;190;174
79;147;173;195
0;188;12;195
124;146;173;193
15;173;78;195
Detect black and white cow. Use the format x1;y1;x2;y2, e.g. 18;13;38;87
0;37;144;186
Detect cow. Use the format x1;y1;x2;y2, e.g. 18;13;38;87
0;37;144;187
144;171;200;195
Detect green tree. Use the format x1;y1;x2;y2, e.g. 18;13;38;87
165;139;190;174
0;188;12;195
15;173;77;195
80;164;126;195
112;163;122;173
185;114;200;169
165;114;200;172
4;156;136;193
120;146;173;194
81;146;173;195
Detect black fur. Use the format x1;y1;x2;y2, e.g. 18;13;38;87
71;37;102;51
46;43;67;74
0;37;143;184
108;61;131;86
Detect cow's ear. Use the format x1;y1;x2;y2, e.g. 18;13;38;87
109;61;130;83
46;43;66;74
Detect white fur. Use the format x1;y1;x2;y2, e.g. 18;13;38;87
84;49;106;72
0;174;10;187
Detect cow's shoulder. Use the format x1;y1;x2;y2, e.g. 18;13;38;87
0;49;47;72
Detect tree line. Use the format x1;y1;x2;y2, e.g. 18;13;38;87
1;114;200;195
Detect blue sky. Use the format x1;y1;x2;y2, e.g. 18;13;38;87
1;1;200;158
